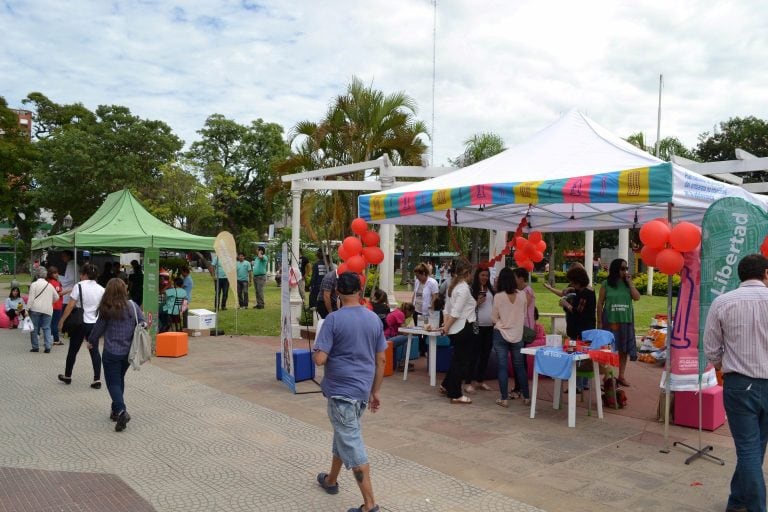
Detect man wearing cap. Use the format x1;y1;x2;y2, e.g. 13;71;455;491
313;272;386;512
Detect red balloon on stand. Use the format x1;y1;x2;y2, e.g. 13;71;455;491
514;250;527;265
338;244;349;261
515;237;527;251
639;220;671;249
363;246;384;265
640;245;661;267
337;262;349;274
656;248;684;275
530;250;544;262
670;222;702;252
343;236;363;256
362;230;380;247
351;217;368;236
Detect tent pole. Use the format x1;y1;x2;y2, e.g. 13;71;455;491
661;203;673;453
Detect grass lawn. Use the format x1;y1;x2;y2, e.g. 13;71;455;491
1;272;670;337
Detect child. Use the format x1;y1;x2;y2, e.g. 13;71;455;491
5;287;26;328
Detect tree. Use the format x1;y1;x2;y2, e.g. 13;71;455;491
280;77;429;249
695;116;768;182
25;93;183;230
186;115;290;236
0;97;38;228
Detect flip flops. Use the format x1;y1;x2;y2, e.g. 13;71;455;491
316;472;338;495
347;506;379;512
450;395;472;404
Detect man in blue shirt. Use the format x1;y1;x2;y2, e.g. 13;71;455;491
313;273;386;512
235;252;252;309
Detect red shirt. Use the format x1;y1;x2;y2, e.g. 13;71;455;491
48;278;63;311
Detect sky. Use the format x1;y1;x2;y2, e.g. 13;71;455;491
3;0;767;166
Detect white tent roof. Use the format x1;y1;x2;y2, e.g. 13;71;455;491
359;110;768;232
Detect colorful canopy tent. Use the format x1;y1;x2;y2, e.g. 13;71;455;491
359;109;768;230
31;189;215;251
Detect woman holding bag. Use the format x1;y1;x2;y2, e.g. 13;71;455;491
491;267;529;407
88;278;145;432
27;266;59;353
58;264;104;388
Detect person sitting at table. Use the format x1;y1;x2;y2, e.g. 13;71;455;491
371;289;390;327
384;302;415;370
5;286;26;328
491;267;529;407
159;277;188;333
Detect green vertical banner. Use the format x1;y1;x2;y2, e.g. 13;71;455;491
700;197;768;369
143;248;160;341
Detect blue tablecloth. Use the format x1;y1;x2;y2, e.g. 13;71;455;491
534;348;579;380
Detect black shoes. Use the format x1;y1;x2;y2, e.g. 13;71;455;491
90;381;102;389
58;374;72;384
44;349;51;353
30;348;39;352
115;411;130;432
110;411;119;422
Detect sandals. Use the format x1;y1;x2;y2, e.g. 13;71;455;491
617;377;631;387
450;395;472;404
477;382;493;391
316;472;339;495
57;374;72;385
495;398;509;408
439;386;447;395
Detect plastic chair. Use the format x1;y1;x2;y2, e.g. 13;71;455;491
579;329;617;413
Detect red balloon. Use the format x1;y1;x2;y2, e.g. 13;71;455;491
343;236;363;256
337;244;349;261
640;245;661;267
521;260;534;272
515;237;527;251
514;250;527;265
362;230;380;247
656;248;684;275
358;273;366;288
363;246;384;265
653;217;671;226
670;222;702;253
536;240;547;252
762;235;768;258
530;250;544;262
346;255;365;273
639;220;671;249
529;231;543;244
351;217;368;236
337;262;349;274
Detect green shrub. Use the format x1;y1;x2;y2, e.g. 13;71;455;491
632;272;680;296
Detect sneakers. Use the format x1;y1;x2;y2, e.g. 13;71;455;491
58;374;72;384
115;411;131;432
316;472;339;494
110;411;119;422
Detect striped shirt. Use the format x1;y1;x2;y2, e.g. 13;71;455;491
703;280;768;379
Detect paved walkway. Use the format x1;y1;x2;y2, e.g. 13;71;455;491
0;322;760;511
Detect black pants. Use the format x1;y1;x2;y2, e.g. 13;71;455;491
466;325;494;384
237;280;249;307
64;323;101;381
215;278;229;309
441;322;475;399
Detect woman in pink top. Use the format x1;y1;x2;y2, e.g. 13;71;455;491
384;302;415;367
491;267;529;407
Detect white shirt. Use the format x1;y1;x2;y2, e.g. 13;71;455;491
60;260;77;304
444;281;477;335
28;278;60;316
69;280;105;324
413;276;439;315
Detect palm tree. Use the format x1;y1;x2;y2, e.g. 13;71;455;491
278;77;429;248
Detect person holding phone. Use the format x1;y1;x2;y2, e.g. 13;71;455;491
597;258;641;387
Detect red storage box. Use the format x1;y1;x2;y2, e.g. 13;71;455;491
156;332;188;358
674;385;726;431
384;340;394;377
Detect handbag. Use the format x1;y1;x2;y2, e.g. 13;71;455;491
62;284;84;334
128;301;151;370
21;315;34;332
522;325;537;345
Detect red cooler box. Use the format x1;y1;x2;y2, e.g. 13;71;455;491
674;385;726;431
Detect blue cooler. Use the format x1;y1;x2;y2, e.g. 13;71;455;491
276;349;315;382
435;336;452;372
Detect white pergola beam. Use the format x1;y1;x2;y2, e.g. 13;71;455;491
672;155;744;185
281;159;383;182
297;180;382;191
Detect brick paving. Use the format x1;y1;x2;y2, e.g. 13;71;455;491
0;328;542;512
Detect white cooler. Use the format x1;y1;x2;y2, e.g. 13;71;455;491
188;309;217;329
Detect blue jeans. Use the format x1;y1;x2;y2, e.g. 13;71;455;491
492;329;529;400
327;396;368;469
102;350;130;414
723;373;768;512
29;311;52;350
51;309;62;342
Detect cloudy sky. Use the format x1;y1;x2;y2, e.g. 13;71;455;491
3;0;766;165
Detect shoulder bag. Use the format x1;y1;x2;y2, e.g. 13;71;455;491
128;301;152;370
62;283;84;334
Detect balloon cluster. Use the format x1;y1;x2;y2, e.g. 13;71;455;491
481;230;547;272
336;217;385;288
639;219;701;275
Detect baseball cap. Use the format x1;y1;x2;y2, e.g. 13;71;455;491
336;272;361;295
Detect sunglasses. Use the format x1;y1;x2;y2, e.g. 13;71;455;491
620;267;628;271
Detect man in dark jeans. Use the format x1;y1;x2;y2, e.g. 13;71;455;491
315;269;338;319
208;255;229;310
704;253;768;512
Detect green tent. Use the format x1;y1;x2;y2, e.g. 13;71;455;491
32;189;215;251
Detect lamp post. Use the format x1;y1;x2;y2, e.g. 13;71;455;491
62;212;73;231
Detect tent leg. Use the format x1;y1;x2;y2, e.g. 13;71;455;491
673;380;725;465
661;203;673;454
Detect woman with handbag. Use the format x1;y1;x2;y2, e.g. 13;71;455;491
58;264;105;388
491;267;529;407
88;278;145;432
438;258;476;404
27;266;60;353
